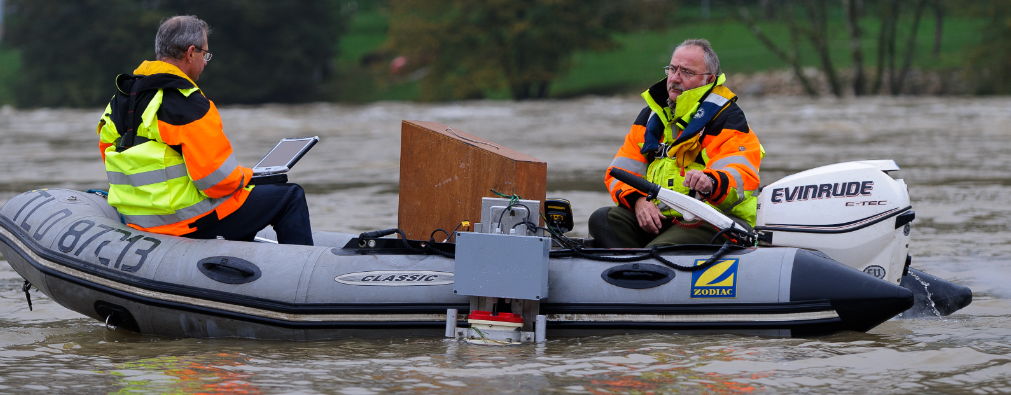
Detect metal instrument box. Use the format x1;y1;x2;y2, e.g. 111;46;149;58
453;232;550;300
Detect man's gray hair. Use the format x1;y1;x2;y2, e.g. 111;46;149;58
674;38;721;76
155;16;210;60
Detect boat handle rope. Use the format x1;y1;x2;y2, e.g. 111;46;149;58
358;228;455;259
553;242;737;272
22;280;32;311
105;313;118;331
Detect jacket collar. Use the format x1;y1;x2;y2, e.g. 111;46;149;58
134;60;199;88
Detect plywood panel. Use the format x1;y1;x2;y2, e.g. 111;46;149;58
398;121;547;240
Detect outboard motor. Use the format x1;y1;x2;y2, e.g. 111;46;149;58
755;160;914;285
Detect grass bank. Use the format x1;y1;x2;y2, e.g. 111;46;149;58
336;7;983;101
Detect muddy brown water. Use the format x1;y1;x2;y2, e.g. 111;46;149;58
0;96;1009;394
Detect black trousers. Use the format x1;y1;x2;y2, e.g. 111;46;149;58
588;206;720;248
184;183;313;245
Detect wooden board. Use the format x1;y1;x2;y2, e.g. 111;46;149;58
398;120;547;240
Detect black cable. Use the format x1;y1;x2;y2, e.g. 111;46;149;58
430;228;451;242
495;203;533;233
650;242;735;271
710;228;757;246
448;222;466;242
550;242;741;272
511;219;546;236
709;227;736;245
540;213;578;249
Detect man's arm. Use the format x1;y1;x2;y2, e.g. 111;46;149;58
606;107;669;234
97;104;115;162
698;103;762;206
157;90;252;198
605;107;651;210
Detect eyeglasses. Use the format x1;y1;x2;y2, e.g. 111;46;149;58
663;65;711;79
192;46;213;62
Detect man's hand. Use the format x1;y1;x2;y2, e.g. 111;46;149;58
683;169;713;196
635;196;667;234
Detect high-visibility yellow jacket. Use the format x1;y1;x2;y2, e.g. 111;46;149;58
605;75;763;225
97;61;253;236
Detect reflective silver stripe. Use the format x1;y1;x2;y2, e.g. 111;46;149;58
721;167;755;212
609;157;647;176
723;168;745;200
121;195;231;228
704;93;730;107
192;155;238;191
609;178;620;192
710;157;756;212
106;164;189;187
547;310;838;323
727;190;752;212
709;155;757;175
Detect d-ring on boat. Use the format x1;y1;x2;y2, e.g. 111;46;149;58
0;156;970;341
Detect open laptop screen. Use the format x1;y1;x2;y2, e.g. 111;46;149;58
253;136;318;175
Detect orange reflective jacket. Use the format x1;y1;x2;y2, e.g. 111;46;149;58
97;61;252;236
605;78;762;225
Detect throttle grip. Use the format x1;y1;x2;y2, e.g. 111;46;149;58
608;168;661;199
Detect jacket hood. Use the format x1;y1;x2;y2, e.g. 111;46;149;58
115;61;198;95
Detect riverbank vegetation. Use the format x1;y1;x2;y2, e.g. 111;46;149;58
0;0;1004;107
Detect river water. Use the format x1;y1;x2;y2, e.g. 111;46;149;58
0;96;1009;394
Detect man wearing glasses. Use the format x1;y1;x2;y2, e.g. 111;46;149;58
96;15;313;245
589;39;762;248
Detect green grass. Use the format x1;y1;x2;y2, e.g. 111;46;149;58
338;8;388;63
332;6;984;101
0;7;988;105
0;45;20;106
549;15;985;97
333;7;424;102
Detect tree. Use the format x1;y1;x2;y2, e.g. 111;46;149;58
736;0;932;96
5;0;347;108
734;0;818;96
385;0;671;101
6;0;163;107
969;0;1011;94
870;0;929;95
158;0;347;104
843;0;867;96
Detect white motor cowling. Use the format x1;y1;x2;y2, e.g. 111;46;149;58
755;160;914;284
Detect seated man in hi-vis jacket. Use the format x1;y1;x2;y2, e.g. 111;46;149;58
97;15;312;245
589;38;763;248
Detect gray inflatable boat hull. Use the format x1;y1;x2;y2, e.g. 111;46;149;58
0;189;914;339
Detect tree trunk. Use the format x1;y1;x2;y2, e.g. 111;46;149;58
511;83;531;100
894;0;929;95
536;81;550;99
844;0;866;95
871;0;900;94
932;0;944;59
800;1;842;97
735;0;818;96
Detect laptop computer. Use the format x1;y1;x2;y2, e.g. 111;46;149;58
250;136;318;184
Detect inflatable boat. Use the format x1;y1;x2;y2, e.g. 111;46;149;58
0;160;970;340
